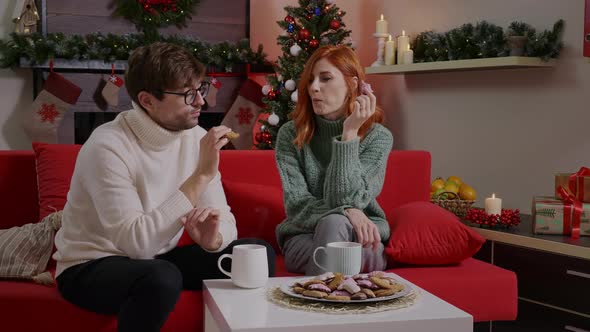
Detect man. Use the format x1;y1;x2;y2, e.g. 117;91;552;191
53;42;275;332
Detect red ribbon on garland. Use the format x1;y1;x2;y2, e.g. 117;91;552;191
557;186;583;239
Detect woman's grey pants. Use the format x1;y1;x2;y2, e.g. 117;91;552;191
282;214;388;276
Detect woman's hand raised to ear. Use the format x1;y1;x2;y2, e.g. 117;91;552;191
342;89;376;141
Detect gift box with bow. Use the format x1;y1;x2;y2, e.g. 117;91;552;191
555;167;590;203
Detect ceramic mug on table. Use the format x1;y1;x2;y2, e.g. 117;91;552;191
217;244;269;288
313;241;362;275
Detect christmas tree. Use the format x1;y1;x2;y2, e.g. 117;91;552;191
255;0;351;149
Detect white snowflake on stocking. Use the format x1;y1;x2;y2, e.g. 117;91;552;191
37;103;59;124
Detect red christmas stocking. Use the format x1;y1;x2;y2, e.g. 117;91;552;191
220;79;264;149
92;77;108;110
205;77;221;107
102;74;124;107
23;71;82;143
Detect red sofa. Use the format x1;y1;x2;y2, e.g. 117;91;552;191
0;149;517;331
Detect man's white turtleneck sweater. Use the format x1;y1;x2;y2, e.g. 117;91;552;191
53;104;237;277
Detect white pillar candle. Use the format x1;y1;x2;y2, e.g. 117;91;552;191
397;30;410;64
384;35;396;65
402;46;414;64
376;14;388;34
485;193;502;215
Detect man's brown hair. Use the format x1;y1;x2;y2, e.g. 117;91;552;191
125;42;205;106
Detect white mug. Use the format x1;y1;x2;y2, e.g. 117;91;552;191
313;241;362;275
217;244;269;288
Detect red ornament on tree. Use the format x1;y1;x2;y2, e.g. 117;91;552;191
255;132;262;143
309;39;319;48
298;29;310;41
267;90;276;100
329;19;340;30
261;132;272;141
284;15;295;24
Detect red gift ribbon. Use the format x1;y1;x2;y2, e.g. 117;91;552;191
568;167;590;202
557;186;583;239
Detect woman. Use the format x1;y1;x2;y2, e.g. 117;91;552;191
275;45;393;276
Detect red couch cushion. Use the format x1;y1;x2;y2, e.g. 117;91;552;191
222;181;285;253
219;150;432;213
392;258;518;322
385;201;486;265
32;143;81;220
0;151;39;229
0;257;515;331
0;269;202;332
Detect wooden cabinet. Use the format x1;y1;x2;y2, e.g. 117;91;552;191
494;299;590;332
468;215;590;331
494;243;590;316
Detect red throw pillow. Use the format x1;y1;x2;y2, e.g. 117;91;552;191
32;143;81;220
385;201;485;265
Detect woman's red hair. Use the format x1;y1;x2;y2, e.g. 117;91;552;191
291;45;384;148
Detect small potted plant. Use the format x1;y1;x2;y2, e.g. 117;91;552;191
506;21;535;56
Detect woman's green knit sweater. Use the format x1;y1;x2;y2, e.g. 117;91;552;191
274;115;394;249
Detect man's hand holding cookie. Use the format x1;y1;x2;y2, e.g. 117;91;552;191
223;131;240;140
180;125;233;205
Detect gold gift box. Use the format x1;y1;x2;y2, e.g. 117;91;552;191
555;173;590;203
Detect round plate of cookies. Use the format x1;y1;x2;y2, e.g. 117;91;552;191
280;271;412;303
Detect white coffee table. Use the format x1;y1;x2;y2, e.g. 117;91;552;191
203;275;472;332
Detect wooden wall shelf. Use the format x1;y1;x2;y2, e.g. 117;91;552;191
365;56;556;75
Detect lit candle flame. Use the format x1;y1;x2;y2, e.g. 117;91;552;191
402;30;406;36
380;14;384;20
388;35;392;41
492;193;496;199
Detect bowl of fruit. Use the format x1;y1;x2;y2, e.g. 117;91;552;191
430;176;476;218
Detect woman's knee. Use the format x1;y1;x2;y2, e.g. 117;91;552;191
316;214;351;233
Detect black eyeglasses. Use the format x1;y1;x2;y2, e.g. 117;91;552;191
161;81;211;105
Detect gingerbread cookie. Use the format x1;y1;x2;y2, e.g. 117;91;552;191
303;290;328;299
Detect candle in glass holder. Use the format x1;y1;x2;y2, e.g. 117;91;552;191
397;30;410;64
384;35;396;65
376;14;388;34
485;193;502;215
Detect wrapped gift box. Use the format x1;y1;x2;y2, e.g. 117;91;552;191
555;172;590;203
532;196;590;236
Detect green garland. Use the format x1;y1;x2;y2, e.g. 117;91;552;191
0;32;268;72
413;19;564;62
113;0;200;38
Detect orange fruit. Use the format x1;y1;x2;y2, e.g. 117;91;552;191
431;177;445;192
459;184;477;200
444;182;459;194
446;176;463;188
